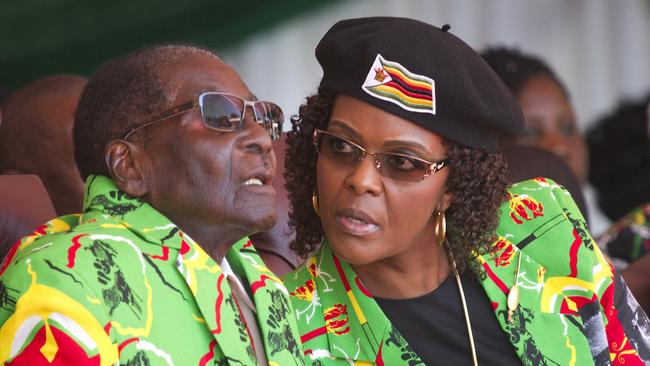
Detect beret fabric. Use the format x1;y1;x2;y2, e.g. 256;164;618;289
316;17;524;152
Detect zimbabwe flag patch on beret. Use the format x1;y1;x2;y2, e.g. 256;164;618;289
361;53;436;115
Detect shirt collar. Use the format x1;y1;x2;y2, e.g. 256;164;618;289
220;256;257;313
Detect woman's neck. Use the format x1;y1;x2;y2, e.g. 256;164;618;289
351;245;451;299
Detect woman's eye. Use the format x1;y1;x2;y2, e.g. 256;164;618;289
329;137;355;154
518;126;541;141
386;154;424;172
558;121;577;136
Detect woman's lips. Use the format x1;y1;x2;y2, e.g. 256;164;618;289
335;208;380;235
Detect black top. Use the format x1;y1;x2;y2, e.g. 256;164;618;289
376;272;522;366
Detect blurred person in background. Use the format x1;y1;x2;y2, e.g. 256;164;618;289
588;94;650;266
482;48;587;185
481;48;611;234
590;94;650;313
0;74;87;215
588;94;650;226
502;144;587;216
0;87;8;103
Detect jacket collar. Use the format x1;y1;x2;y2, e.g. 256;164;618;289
82;176;257;363
81;175;184;250
312;244;391;363
82;175;304;365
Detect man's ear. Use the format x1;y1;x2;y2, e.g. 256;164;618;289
105;140;149;197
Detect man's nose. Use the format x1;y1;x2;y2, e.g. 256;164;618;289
242;111;274;157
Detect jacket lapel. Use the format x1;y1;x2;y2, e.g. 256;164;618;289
175;234;257;365
314;245;391;364
227;238;306;366
479;179;608;365
82;175;258;364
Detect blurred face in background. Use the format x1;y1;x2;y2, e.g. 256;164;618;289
511;74;588;184
0;78;86;215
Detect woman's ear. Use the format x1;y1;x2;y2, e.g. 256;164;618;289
437;191;454;212
105;140;149;197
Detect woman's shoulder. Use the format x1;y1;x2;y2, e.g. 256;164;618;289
494;177;599;278
508;177;568;199
503;177;587;228
282;256;316;291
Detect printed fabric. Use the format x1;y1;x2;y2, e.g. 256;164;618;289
283;178;650;366
0;175;305;366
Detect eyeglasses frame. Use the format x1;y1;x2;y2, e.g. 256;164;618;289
122;92;281;141
312;129;447;181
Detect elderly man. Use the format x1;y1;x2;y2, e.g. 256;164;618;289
0;74;87;215
0;44;303;365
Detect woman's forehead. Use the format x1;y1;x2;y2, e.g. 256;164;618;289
328;96;446;156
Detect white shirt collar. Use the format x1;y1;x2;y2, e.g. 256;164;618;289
220;257;256;313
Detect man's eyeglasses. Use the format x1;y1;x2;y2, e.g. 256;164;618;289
313;129;447;182
122;92;282;141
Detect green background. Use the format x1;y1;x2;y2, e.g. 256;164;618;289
0;0;340;91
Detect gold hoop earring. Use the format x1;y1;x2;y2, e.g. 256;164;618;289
312;191;320;216
434;210;446;246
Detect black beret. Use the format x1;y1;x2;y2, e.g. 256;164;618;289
316;17;524;152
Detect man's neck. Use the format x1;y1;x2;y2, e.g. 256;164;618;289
167;216;250;263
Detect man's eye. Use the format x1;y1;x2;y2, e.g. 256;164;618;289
386;154;424;172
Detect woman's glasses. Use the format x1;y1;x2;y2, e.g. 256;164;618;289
313;129;447;182
123;92;283;141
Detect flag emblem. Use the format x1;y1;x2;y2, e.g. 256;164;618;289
361;53;436;114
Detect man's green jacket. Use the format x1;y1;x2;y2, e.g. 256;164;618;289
0;175;305;366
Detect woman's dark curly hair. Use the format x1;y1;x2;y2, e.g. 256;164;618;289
285;89;509;276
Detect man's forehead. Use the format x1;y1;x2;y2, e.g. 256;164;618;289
160;55;254;101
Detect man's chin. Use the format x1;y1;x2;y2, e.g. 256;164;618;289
241;210;278;236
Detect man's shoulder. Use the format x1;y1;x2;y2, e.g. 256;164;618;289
6;213;148;261
0;213;156;297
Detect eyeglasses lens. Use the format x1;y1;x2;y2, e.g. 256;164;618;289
315;132;429;182
200;93;282;140
200;94;244;131
253;102;283;140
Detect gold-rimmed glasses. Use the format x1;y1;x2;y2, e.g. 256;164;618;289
313;129;447;182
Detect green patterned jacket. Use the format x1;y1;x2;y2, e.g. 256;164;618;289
0;175;305;366
283;178;650;366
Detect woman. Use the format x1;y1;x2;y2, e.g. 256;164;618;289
481;48;588;185
283;17;650;365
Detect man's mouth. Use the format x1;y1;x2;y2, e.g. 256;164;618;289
244;178;264;186
243;169;273;187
